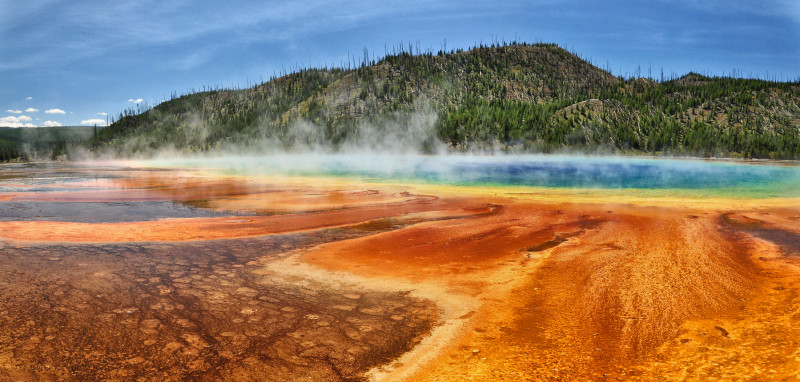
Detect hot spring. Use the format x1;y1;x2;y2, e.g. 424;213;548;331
137;154;800;199
2;154;799;380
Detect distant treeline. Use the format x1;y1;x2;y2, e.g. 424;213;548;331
0;126;97;162
92;41;800;159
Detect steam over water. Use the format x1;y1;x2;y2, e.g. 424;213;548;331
140;154;800;198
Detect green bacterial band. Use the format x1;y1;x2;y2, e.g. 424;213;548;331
136;155;800;199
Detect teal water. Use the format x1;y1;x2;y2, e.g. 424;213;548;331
141;154;800;199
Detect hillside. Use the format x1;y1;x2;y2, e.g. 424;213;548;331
93;43;800;159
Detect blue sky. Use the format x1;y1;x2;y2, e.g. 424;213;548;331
1;0;798;127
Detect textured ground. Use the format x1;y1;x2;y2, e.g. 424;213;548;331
1;163;799;381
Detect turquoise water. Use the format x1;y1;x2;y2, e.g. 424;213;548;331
141;154;800;199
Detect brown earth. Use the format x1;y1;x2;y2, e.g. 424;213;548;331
1;166;799;380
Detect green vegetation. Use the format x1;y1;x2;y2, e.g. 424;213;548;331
91;42;800;159
0;126;96;162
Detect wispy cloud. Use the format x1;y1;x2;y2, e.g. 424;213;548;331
128;98;144;104
45;108;66;114
97;112;108;116
0;0;456;71
80;118;107;126
7;109;22;114
0;115;36;127
25;107;38;112
42;120;62;127
668;0;800;24
25;97;33;100
171;51;212;70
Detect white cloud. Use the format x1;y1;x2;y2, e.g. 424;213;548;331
25;97;33;100
45;108;66;114
0;115;36;127
25;107;39;112
42;120;62;127
7;109;22;114
80;118;108;126
128;98;144;104
97;112;108;116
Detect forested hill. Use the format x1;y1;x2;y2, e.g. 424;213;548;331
93;42;800;159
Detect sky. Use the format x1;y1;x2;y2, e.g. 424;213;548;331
1;0;798;127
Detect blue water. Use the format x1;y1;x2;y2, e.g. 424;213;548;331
146;154;800;198
415;158;796;190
